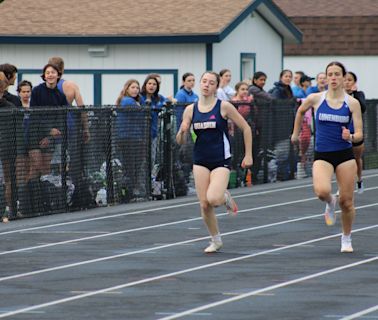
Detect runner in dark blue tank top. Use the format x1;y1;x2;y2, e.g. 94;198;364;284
176;71;252;253
291;61;363;253
192;99;231;165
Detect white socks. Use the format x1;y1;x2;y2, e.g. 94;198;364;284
212;234;222;243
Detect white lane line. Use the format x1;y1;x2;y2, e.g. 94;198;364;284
0;224;377;319
157;257;378;320
0;203;377;283
1;172;377;236
156;312;212;317
0;195;320;256
340;305;378;320
25;231;110;234
0;182;317;236
2;187;378;257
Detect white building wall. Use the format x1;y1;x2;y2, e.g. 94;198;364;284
213;12;283;92
0;43;207;104
284;56;378;99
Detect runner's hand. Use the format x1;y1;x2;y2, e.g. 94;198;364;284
241;155;253;168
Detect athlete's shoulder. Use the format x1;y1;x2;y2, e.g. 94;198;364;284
346;94;360;110
308;91;324;101
62;79;79;91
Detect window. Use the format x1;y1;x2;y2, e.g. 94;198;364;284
240;53;256;82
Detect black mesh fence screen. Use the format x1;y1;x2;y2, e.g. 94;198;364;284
1;99;377;220
0;106;151;220
363;100;378;169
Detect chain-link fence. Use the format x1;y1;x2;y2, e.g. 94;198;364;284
1;99;377;220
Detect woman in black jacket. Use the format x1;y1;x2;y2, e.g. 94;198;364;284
344;71;366;194
248;71;273;101
269;69;293;99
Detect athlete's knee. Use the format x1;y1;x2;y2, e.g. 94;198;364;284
206;192;224;207
199;200;211;212
338;196;354;212
314;186;332;201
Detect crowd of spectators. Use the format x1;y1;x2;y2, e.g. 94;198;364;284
0;61;366;222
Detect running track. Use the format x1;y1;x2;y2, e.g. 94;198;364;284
0;170;377;319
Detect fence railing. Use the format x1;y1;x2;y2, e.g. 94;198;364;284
0;99;377;219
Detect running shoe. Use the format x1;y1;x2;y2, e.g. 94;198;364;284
1;216;9;223
357;180;364;194
341;235;353;253
204;240;223;253
324;195;337;226
224;190;238;216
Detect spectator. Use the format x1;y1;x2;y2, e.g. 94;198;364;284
291;71;305;97
148;73;176;104
269;69;293;99
0;72;16;222
306;72;327;95
28;63;68;182
0;63;22;107
48;57;89;143
15;80;33;216
174;72;198;132
115;79;147;198
216;69;235;101
47;56;91;209
231;81;253;120
295;75;314;99
18;80;32;109
231;81;254;182
0;64;22;220
248;71;272;101
344;71;367;193
140;75;166;165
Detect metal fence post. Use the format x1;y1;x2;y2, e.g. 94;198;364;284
106;107;115;205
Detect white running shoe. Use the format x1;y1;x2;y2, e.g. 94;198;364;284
324;195;337;226
204;240;223;253
335;189;339;197
357;181;364;194
224;190;238;216
341;235;353;253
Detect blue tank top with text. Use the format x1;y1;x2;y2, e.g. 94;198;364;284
315;91;352;152
192;99;231;163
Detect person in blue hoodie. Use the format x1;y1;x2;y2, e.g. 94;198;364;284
115;79;148;198
294;75;314;99
174;72;198;132
306;72;327;95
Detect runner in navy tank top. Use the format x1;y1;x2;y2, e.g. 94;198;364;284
176;71;252;253
192;99;231;166
291;61;363;253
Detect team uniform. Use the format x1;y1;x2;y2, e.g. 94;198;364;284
190;97;238;253
192;99;231;171
314;91;354;170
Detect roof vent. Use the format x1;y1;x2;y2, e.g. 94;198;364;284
88;45;108;57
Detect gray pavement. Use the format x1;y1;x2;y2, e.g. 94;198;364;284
0;170;378;319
